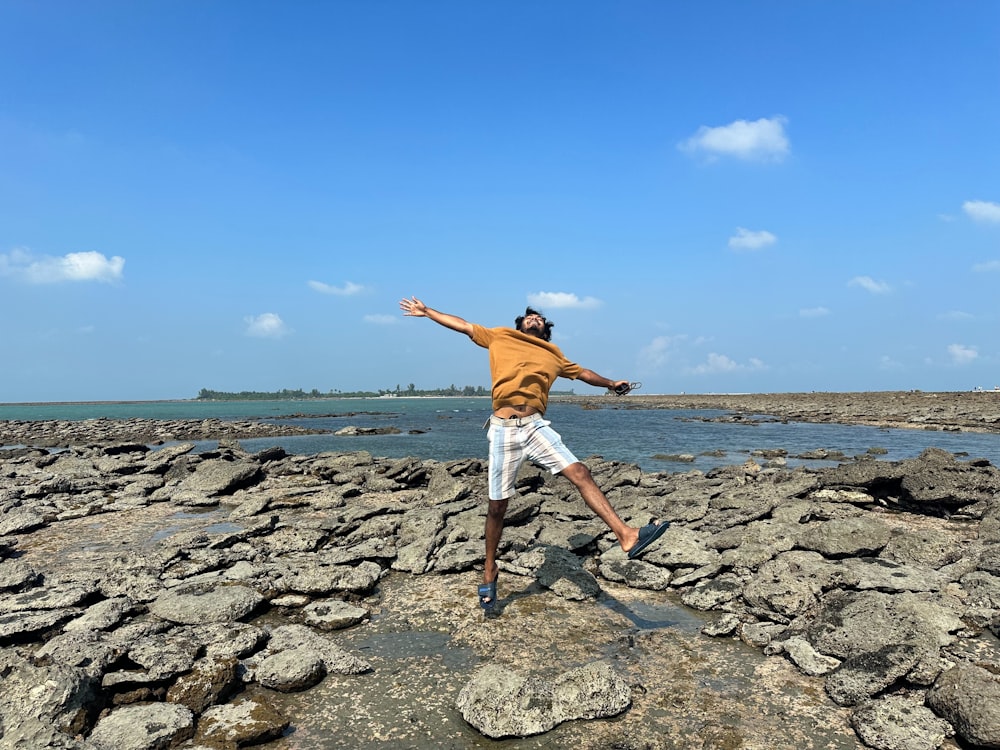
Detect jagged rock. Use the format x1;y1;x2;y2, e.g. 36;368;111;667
0;581;95;614
273;557;383;595
242;624;371;680
680;573;744;611
432;540;484;572
177;458;263;496
0;559;40;590
255;646;326;692
960;570;1000;608
881;528;964;568
194;696;289;748
0;506;46;534
87;702;195;750
741;551;838;618
926;661;1000;748
794;589;964;662
701;612;741;637
640;526;719;569
512;545;601;600
165;656;239;713
797;516;892;558
824;644;922;706
739;621;786;648
63;597;136;632
127;630;202;679
148;582;264;624
851;694;954;750
780;636;841;676
334;425;401;436
193;622;269;659
392;508;446;573
302;598;369;630
0;650;100;737
34;629;129;678
598;555;673;590
456;661;630;738
0;607;79;638
426;463;471;502
839;557;947;593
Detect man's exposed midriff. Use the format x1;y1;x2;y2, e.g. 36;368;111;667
493;403;540;419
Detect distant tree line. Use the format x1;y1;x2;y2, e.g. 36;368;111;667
196;385;576;401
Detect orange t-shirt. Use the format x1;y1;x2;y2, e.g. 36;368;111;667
469;324;583;414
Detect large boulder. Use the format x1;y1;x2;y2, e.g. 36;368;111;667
456;662;630;738
87;702;194;750
927;662;1000;748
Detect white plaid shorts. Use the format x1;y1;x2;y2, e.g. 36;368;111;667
486;414;578;500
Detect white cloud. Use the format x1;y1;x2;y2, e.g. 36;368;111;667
799;306;830;318
526;291;603;309
947;343;978;365
244;313;290;339
728;227;777;251
679;116;789;162
0;248;125;283
848;276;891;294
688;353;766;375
364;314;397;325
963;200;1000;224
973;260;1000;273
638;335;679;370
308;280;366;296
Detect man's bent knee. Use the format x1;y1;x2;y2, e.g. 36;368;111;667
559;461;594;485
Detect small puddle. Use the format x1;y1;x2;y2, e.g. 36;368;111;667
598;594;709;633
349;631;476;669
149;516;243;542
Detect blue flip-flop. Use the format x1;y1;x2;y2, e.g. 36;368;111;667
627;521;669;559
478;569;499;611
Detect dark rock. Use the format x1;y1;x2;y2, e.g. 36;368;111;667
927;661;1000;748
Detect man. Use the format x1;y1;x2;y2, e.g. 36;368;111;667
399;296;668;612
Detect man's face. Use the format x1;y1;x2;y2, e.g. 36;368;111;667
521;313;546;338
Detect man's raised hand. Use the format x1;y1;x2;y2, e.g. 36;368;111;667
400;297;427;317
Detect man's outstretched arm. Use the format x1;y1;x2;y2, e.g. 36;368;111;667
578;368;629;393
399;296;474;337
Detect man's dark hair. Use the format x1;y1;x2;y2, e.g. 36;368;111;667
514;306;554;341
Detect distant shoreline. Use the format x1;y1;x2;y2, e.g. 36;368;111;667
0;399;195;407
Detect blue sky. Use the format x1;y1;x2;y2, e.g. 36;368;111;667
2;1;999;402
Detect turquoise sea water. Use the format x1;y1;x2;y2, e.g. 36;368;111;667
4;396;1000;473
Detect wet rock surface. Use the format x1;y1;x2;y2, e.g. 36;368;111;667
2;397;999;748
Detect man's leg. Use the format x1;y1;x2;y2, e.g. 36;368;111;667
484;419;519;606
559;462;640;553
483;498;508;597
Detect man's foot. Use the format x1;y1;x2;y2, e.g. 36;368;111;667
626;520;669;560
478;564;499;611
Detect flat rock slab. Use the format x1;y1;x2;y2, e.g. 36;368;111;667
148;583;264;624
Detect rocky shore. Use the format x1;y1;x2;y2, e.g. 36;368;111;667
3;394;1000;749
563;390;1000;434
0;417;331;448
